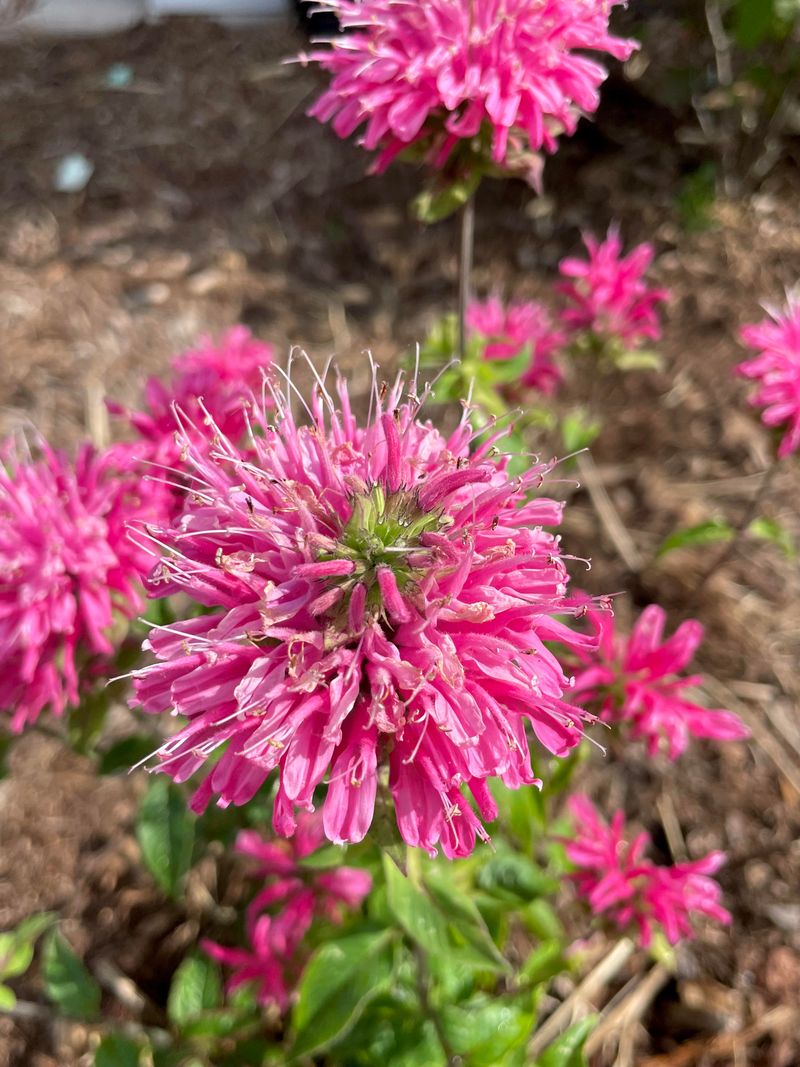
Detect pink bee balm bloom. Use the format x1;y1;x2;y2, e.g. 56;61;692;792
565;795;731;947
302;1;638;178
737;296;800;459
108;326;275;474
558;229;669;349
467;296;566;394
202;813;371;1010
132;370;598;857
0;441;165;732
571;605;749;760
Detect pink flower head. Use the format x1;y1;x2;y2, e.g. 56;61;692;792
565;795;731;947
202;813;371;1010
302;1;638;178
0;441;165;732
467;296;566;394
737;296;800;459
558;229;669;349
108;326;275;473
132;368;598;857
571;605;749;761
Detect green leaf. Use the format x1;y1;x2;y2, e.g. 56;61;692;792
443;996;534;1066
0;913;55;980
68;689;110;756
476;851;559;904
42;931;101;1019
95;1034;142;1067
535;1015;597;1067
99;736;157;776
136;777;195;898
614;349;664;372
167;955;222;1027
520;942;567;987
522;899;564;942
382;855;450;957
412;170;482;224
656;519;734;559
291;929;394;1060
560;410;602;456
749;516;796;558
0;984;16;1011
734;0;779;47
423;870;510;973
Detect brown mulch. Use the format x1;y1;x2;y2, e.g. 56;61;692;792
1;14;800;1067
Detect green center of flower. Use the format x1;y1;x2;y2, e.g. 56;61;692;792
319;486;448;627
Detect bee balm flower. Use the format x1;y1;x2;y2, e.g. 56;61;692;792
566;796;731;947
302;0;638;179
132;371;597;857
737;296;800;459
558;229;669;351
467;296;566;394
571;605;748;760
0;441;164;731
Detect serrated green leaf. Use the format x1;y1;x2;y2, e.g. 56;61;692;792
423;870;510;973
656;519;734;559
95;1033;142;1067
383;855;449;957
136;778;195;898
42;931;101;1019
749;516;796;558
443;996;534;1066
167;955;222;1027
535;1015;597;1067
291;929;394;1060
520;942;567;987
476;851;559;904
0;984;16;1010
413;170;482;224
99;736;157;776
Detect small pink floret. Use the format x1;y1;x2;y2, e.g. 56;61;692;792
558;228;669;349
737;296;800;459
302;1;638;178
202;813;371;1010
565;795;731;947
467;296;566;394
571;605;749;760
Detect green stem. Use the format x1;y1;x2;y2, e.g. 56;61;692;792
457;194;476;365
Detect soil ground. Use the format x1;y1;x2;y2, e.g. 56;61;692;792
1;14;800;1067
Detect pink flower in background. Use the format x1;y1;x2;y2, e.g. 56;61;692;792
202;814;371;1010
0;441;165;731
303;0;638;178
571;605;748;760
558;229;669;349
737;296;800;458
108;326;275;473
132;370;598;857
565;795;731;947
467;296;566;394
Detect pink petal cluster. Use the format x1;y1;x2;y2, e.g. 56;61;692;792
303;1;638;177
737;296;800;459
558;229;669;349
467;296;566;394
108;326;275;474
203;814;371;1011
132;371;598;857
571;605;748;760
565;796;731;947
0;441;165;731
